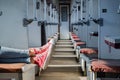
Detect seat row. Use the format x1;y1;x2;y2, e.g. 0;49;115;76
70;32;120;80
0;33;58;80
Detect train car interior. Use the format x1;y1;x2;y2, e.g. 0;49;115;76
0;0;120;80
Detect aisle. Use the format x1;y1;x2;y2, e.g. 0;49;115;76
36;39;87;80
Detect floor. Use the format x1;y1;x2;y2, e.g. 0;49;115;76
35;39;87;80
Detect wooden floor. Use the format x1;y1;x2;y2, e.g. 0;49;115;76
36;71;87;80
35;40;87;80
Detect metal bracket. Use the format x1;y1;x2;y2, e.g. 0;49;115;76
78;22;83;26
46;22;58;25
23;18;33;27
72;21;83;26
89;31;98;37
92;18;103;26
38;21;45;26
83;20;90;26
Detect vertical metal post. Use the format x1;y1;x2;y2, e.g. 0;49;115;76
26;0;29;48
33;0;37;19
81;0;83;20
44;0;47;21
77;4;79;22
74;9;76;23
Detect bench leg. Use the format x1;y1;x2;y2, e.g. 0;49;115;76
22;66;35;80
90;72;97;80
81;58;86;72
76;48;79;59
86;63;91;80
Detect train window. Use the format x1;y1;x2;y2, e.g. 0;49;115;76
102;9;107;13
78;6;80;11
61;6;68;21
82;0;86;13
36;2;40;9
48;11;50;16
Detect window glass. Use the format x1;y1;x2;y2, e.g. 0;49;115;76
61;7;67;21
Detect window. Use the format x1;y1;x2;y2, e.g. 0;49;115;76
61;6;68;21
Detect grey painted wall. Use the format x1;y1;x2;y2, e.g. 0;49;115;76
86;0;98;48
99;0;120;59
0;0;42;49
27;21;41;48
27;0;41;48
0;0;28;49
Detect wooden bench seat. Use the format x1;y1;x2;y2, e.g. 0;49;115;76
91;59;120;73
79;48;98;77
0;63;35;80
89;59;120;80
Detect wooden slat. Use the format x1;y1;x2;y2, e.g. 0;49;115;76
52;55;77;57
55;45;74;47
55;49;75;51
48;64;81;67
